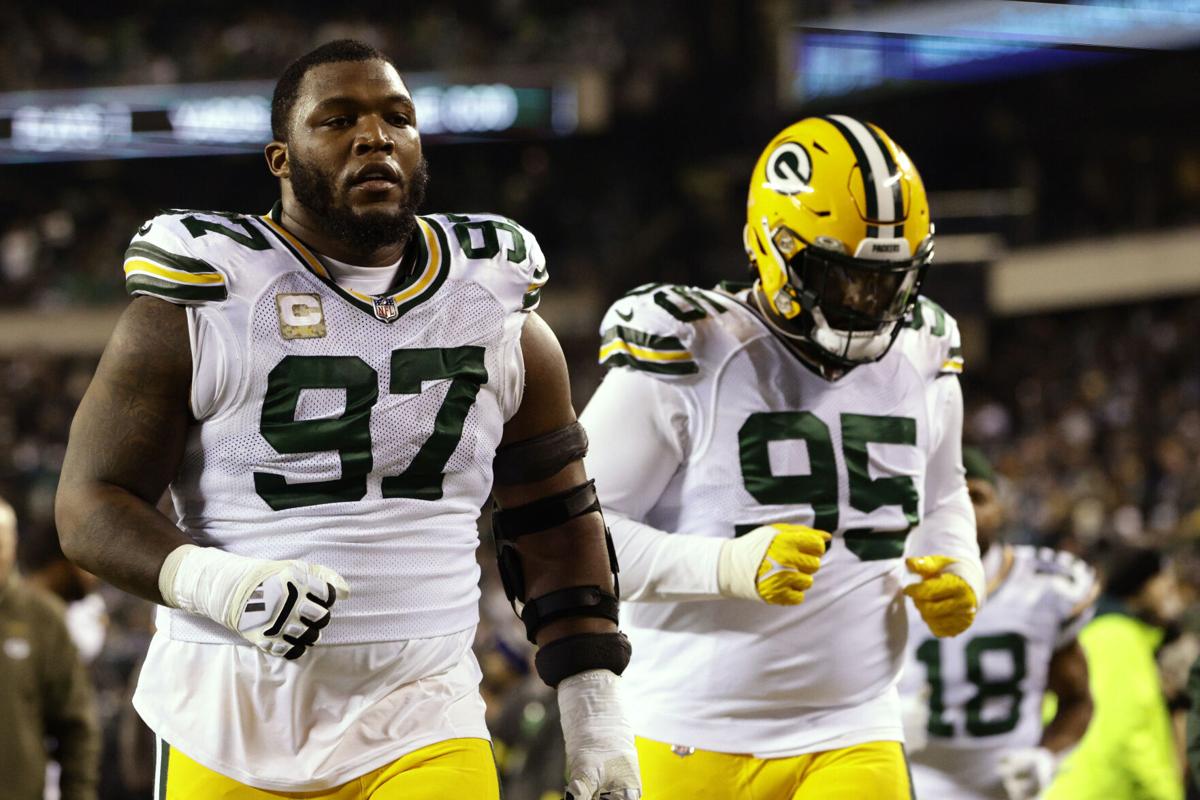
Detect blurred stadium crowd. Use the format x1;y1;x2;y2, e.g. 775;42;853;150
1;1;1199;798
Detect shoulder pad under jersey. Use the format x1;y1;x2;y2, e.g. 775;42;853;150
597;283;734;378
123;210;280;304
423;212;546;314
1023;545;1101;648
898;296;964;380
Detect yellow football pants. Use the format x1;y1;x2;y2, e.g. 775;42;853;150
156;737;500;799
636;737;914;800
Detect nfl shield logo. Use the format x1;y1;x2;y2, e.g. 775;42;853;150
373;296;399;322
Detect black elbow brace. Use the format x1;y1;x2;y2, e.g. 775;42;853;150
493;420;589;485
492;480;622;643
534;631;632;688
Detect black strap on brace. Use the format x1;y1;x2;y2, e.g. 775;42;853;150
521;585;619;643
492;480;601;540
535;631;632;688
493;420;589;486
492;479;624;642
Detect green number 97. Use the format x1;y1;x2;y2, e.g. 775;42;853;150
253;347;487;511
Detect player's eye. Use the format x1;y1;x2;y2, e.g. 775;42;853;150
389;113;412;127
324;115;353;128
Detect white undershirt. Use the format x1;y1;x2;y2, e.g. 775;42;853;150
319;253;404;296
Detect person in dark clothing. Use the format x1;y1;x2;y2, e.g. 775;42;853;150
0;499;100;800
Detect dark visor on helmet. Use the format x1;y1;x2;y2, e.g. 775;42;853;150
775;229;933;332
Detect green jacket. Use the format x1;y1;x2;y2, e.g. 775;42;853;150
0;573;99;800
1046;599;1183;800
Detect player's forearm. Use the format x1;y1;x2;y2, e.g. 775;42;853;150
1040;693;1093;753
515;511;620;646
907;499;986;606
1043;640;1093;753
909;374;985;605
608;514;724;602
55;479;188;604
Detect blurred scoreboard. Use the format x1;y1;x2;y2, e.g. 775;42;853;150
0;71;606;163
785;0;1200;102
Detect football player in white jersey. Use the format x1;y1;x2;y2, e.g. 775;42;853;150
580;116;984;799
900;448;1097;800
55;40;640;800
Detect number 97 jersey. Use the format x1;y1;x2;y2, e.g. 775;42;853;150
899;544;1098;800
124;206;546;647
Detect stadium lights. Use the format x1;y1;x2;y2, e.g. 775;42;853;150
0;73;592;163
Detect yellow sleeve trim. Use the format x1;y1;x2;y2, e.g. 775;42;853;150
940;358;964;373
600;339;692;363
123;258;226;286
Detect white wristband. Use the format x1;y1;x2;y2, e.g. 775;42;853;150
717;526;774;600
158;543;273;631
157;543;198;609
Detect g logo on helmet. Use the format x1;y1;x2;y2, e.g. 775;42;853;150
764;142;812;195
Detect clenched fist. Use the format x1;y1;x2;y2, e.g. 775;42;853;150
904;555;977;637
718;523;830;605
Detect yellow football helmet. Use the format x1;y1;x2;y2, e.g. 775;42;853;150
744;115;933;367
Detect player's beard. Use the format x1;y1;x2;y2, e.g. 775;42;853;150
290;156;429;254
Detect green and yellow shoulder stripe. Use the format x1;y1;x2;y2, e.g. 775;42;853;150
600;324;697;375
597;284;714;376
123;215;228;303
905;296;964;377
523;259;548;311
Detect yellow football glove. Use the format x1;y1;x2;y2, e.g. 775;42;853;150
718;523;831;605
904;555;978;637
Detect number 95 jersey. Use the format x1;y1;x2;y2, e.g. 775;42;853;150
581;284;979;756
124;206;546;647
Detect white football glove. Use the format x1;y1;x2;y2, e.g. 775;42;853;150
997;746;1057;800
158;543;349;660
558;669;641;800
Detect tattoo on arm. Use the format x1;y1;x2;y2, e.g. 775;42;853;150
55;297;195;603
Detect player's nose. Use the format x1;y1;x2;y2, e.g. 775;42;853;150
352;116;394;156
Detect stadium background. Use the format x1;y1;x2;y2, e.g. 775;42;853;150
1;1;1199;797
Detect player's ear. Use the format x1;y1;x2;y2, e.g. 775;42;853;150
265;141;290;179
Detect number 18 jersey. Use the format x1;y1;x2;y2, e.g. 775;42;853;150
900;544;1098;800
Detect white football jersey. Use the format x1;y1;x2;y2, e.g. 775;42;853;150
900;544;1098;800
123;206;545;788
582;283;976;755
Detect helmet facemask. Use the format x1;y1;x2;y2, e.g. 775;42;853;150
762;222;932;367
